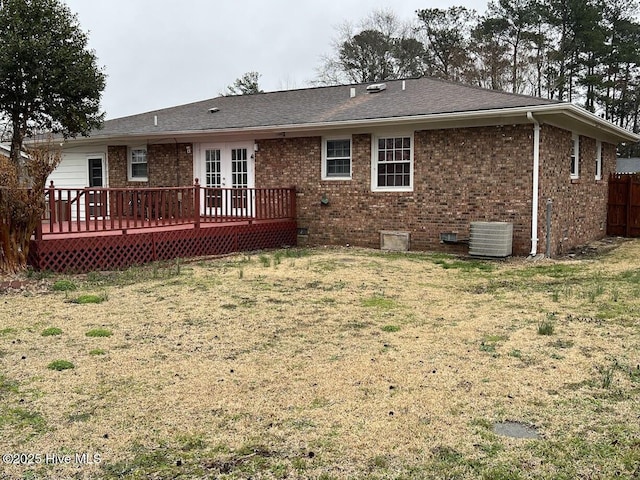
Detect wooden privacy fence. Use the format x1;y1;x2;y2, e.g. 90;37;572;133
38;179;296;238
607;173;640;237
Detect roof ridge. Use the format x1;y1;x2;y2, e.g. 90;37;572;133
105;76;558;122
410;76;559;104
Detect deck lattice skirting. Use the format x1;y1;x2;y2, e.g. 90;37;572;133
29;220;297;273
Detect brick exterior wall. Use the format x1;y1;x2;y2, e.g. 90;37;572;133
538;126;615;256
107;146;128;187
107;144;193;188
256;124;613;257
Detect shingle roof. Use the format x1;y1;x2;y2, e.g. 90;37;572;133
96;77;559;137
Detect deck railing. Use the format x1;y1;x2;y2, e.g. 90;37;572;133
38;180;296;238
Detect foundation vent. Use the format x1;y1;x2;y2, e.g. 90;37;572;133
469;222;513;257
380;230;410;252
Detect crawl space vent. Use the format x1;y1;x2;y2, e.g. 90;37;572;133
469;222;513;257
380;231;410;252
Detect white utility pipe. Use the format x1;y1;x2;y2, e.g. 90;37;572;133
527;112;540;256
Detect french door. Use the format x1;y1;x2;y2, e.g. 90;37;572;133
201;142;254;216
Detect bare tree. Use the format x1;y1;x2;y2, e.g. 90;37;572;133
315;9;424;85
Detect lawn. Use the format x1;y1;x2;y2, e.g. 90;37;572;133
0;240;639;479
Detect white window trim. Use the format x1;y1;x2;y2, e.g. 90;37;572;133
570;134;580;180
322;137;352;180
128;146;148;182
371;133;414;192
595;140;602;181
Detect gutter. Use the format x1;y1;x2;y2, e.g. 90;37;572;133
527;112;540;257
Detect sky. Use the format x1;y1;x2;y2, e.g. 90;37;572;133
62;0;489;120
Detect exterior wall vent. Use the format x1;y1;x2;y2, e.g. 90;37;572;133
366;83;387;93
469;222;513;257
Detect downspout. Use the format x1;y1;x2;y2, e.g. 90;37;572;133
527;112;540;257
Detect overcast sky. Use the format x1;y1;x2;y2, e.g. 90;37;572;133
62;1;489;120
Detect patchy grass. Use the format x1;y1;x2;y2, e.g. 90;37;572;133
41;327;63;337
68;293;108;304
51;279;77;292
537;313;556;336
381;325;400;333
46;360;75;371
85;328;113;338
1;242;640;478
361;295;398;309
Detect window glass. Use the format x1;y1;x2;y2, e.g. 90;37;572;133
130;148;147;179
375;136;412;189
595;141;602;180
570;135;579;179
325;139;351;178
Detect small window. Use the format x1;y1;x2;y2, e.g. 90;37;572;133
570;134;579;179
129;147;148;181
595;140;602;181
323;138;351;179
372;134;413;192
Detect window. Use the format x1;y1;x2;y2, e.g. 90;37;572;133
570;134;579;179
323;138;351;179
595;140;602;181
129;147;148;181
372;135;413;191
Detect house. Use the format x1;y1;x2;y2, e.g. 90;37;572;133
0;144;30;164
617;157;640;173
51;76;639;259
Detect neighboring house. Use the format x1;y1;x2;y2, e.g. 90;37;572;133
0;144;29;163
0;144;30;182
52;77;639;257
617;157;640;173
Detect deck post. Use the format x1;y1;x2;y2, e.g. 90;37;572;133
194;179;201;230
289;185;297;220
48;181;56;224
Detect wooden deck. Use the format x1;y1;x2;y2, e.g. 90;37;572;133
28;183;297;272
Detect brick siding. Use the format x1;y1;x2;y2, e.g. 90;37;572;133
539;126;614;255
108;144;193;188
256;124;613;257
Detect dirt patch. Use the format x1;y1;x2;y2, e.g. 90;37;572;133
562;236;631;259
